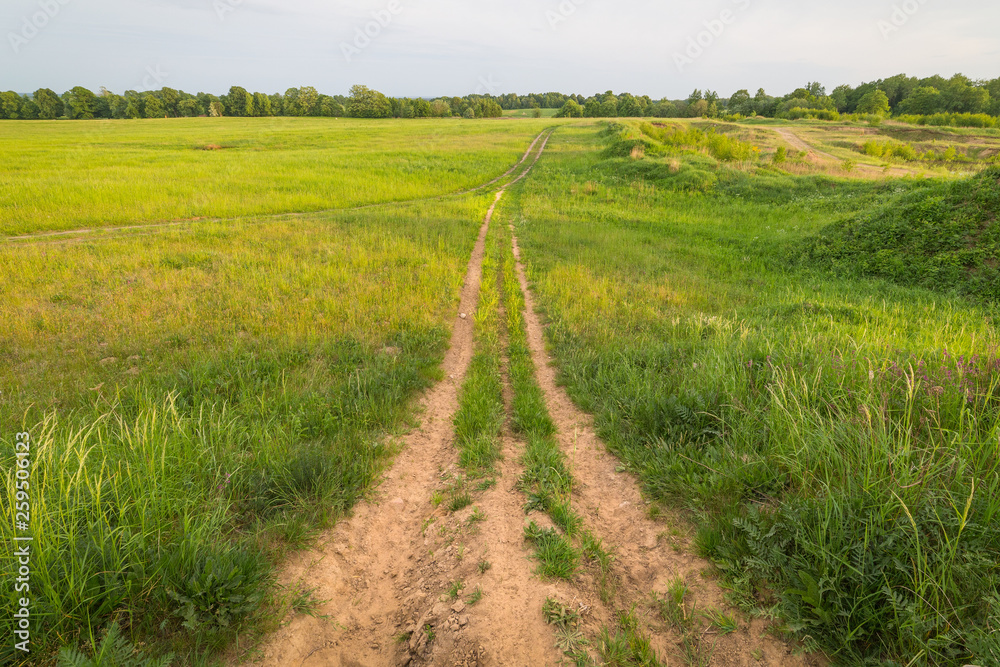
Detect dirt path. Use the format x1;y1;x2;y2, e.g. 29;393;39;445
772;126;915;178
509;232;822;665
3;130;554;245
239;133;559;667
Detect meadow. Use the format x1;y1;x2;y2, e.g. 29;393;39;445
505;122;999;664
2;115;998;666
0;117;547;663
0;118;555;236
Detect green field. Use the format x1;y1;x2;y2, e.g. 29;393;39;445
2;117;998;665
504;122;999;664
0;118;556;236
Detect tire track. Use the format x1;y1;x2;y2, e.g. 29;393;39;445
237;132;556;667
507;176;825;664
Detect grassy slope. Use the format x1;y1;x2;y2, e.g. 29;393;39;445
507;123;1000;664
0;118;558;235
797;167;1000;302
0;194;491;664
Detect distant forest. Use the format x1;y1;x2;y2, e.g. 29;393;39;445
2;73;998;125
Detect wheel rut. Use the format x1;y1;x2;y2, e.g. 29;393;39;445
508;228;824;666
240;134;557;667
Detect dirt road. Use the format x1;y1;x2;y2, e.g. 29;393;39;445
239;128;823;666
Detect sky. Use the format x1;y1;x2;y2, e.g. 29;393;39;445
1;0;998;99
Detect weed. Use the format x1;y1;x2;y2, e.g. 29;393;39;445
524;522;579;580
542;597;581;629
467;586;484;605
448;492;473;513
477;560;492;574
702;608;738;635
446;581;465;600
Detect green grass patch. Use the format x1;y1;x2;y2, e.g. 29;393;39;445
505;123;1000;665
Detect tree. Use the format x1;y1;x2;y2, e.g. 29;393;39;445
252;92;272;116
583;98;600;117
209;100;224;117
855;89;890;116
144;95;164;118
430;99;451;118
618;93;640;117
727;89;753;116
899;87;942;115
67;86;97;119
830;85;852;112
179;98;203;117
599;98;618;117
347;85;392;118
689;99;709;117
412;99;431;118
33;88;64;119
159;87;180;117
0;91;21;119
224;86;253;117
298;86;319;116
555;99;584;118
463;107;476;119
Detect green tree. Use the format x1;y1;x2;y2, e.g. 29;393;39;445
33;88;64;119
67;86;97;119
347;85;392;118
727;89;753;116
583;99;601;117
855;89;891;116
0;91;21;119
252;92;271;116
899;87;943;115
298;86;319;116
430;99;451;118
144;95;164;118
830;85;852;112
178;99;203;117
618;93;640;117
224;86;253;117
555;99;584;118
463;107;476;119
412;99;431;118
159;87;180;117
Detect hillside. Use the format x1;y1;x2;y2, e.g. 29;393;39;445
800;167;1000;302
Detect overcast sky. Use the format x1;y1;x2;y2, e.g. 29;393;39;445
2;0;998;99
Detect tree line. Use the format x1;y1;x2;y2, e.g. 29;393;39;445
2;73;997;122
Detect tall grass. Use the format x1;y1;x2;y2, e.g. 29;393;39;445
0;195;490;663
506;124;1000;664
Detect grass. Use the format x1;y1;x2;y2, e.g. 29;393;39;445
452;213;506;478
0;174;499;663
0;117;557;235
505;122;1000;665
